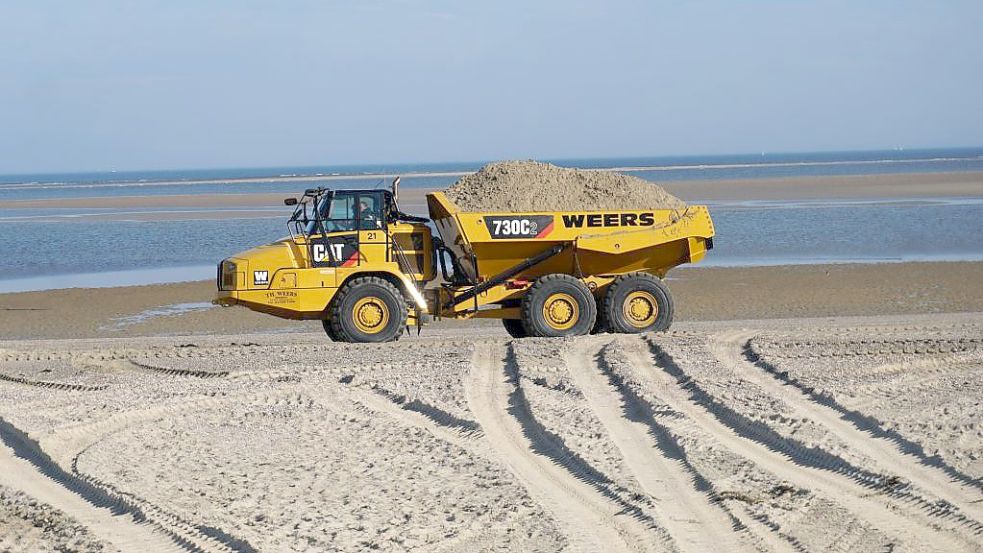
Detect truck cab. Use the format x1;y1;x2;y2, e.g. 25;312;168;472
293;188;430;276
216;186;434;341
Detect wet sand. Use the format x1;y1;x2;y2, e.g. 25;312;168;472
3;171;983;219
668;170;983;202
1;261;981;340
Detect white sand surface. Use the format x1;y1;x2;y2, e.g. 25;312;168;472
1;313;982;552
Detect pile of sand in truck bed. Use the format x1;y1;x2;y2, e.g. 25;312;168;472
443;160;687;212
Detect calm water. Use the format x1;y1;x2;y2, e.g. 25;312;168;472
2;148;982;201
1;149;982;292
1;198;982;293
703;198;983;266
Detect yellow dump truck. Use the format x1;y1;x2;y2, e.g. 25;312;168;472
215;182;714;342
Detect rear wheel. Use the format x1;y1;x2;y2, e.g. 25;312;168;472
502;318;528;339
327;276;407;343
321;319;341;341
521;274;596;337
590;297;606;334
600;273;673;334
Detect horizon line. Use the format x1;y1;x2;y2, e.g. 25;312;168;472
2;145;983;181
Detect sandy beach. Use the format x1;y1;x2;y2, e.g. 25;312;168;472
2;260;983;551
4;0;981;547
2;170;983;552
1;261;982;340
1;310;982;552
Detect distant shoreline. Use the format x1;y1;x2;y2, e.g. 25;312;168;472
2;152;983;189
3;171;982;213
0;170;469;190
2;171;982;295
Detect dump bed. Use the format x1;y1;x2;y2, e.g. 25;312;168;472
426;192;714;283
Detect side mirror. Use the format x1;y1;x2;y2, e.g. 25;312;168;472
284;198;298;206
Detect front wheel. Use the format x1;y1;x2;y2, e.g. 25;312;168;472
327;277;407;343
600;273;673;334
521;274;596;337
502;318;528;339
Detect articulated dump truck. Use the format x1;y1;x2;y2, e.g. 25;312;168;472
215;182;715;342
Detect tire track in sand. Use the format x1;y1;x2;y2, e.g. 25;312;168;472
565;340;749;553
465;342;660;553
22;390;307;553
623;336;973;552
339;389;497;553
0;418;188;553
0;372;108;391
716;330;983;524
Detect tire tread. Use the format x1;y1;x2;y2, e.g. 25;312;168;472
520;274;596;337
327;276;407;343
600;272;673;333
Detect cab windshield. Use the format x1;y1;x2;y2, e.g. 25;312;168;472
302;191;385;235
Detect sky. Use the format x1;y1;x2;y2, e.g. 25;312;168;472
1;1;982;174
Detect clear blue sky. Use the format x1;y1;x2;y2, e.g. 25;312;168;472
1;1;981;173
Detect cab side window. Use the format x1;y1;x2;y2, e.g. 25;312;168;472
318;191;387;233
328;195;354;220
355;194;384;230
323;194;356;232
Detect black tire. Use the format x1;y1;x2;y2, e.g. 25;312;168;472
321;319;341;341
502;318;528;339
600;273;673;334
590;297;606;334
328;276;407;343
520;274;596;338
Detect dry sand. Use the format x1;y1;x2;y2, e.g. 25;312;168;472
1;313;982;552
443;161;686;212
1;264;983;551
0;486;111;552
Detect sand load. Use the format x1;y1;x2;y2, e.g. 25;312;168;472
443;160;687;212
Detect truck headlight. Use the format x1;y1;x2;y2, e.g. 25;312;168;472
220;260;237;290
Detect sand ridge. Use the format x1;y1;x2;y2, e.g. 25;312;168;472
0;485;113;553
1;316;982;551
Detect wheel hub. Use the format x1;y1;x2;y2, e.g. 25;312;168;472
353;297;389;333
623;291;657;328
543;293;579;330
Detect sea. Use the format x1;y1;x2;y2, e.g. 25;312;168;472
2;148;983;293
